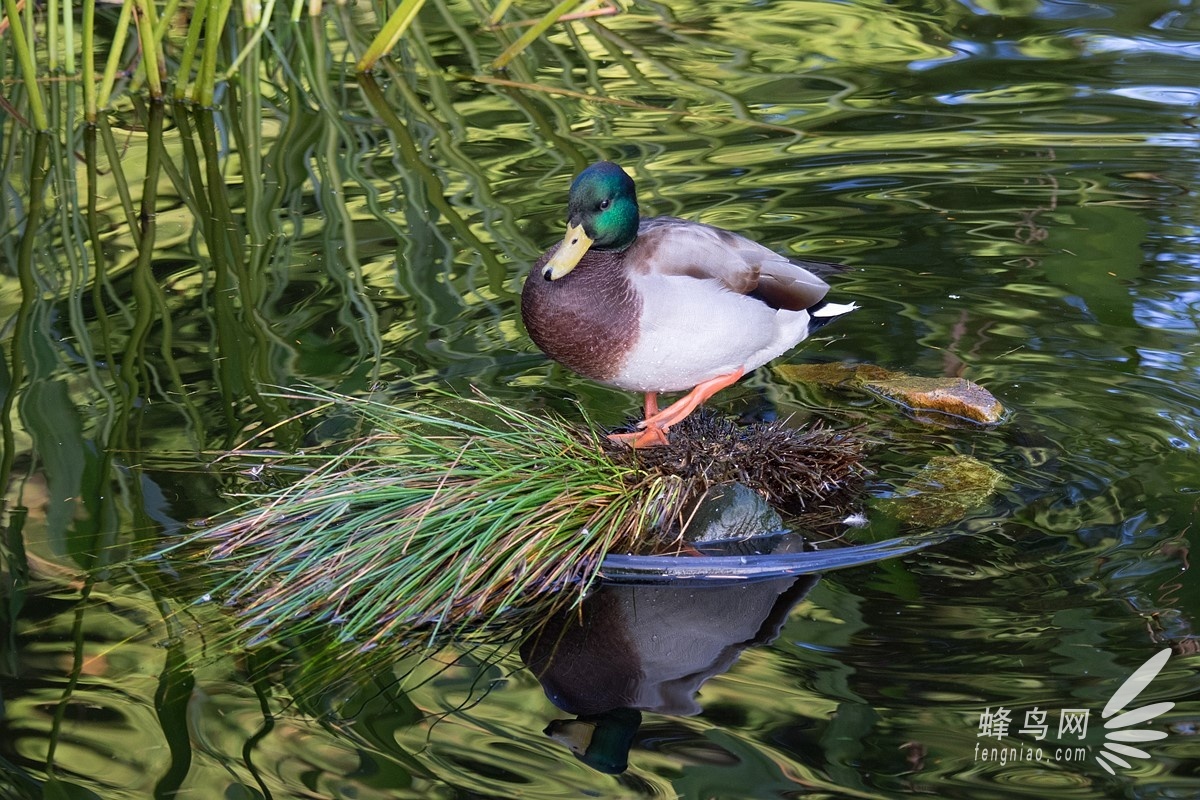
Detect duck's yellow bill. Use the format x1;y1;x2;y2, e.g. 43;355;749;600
542;223;594;280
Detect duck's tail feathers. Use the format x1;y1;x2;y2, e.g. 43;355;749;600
807;300;857;332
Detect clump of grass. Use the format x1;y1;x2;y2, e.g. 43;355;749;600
172;387;872;664
184;388;692;653
613;409;868;518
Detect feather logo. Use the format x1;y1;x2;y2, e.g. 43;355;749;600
1095;649;1174;775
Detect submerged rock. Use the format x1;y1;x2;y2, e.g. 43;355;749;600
878;454;1005;528
676;481;822;557
863;375;1005;425
682;482;784;543
775;362;1005;425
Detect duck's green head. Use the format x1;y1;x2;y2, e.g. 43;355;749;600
543;161;639;281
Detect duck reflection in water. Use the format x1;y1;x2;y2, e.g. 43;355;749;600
520;573;819;773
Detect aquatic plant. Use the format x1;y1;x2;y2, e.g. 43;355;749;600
168;387;869;657
0;0;623;124
176;387;691;652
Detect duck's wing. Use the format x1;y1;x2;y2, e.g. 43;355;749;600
632;217;834;312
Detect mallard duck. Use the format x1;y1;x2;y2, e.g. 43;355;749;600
521;161;857;448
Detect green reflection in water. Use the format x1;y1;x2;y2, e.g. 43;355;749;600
2;0;1200;798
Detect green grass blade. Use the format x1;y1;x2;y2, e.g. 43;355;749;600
356;0;426;72
490;0;580;71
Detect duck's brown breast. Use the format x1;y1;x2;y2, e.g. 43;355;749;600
521;246;641;383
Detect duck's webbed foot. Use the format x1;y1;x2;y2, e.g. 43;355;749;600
607;369;745;449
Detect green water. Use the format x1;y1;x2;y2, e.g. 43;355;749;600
3;0;1200;797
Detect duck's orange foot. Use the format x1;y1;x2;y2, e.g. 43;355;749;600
606;370;748;449
607;424;671;448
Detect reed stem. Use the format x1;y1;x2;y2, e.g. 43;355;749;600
173;0;210;102
47;0;59;72
82;0;96;121
194;0;235;106
96;0;135;113
2;0;49;130
133;0;165;99
61;0;75;76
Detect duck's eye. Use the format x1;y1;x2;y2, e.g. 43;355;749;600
599;198;610;211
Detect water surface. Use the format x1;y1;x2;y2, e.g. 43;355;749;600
2;1;1199;798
